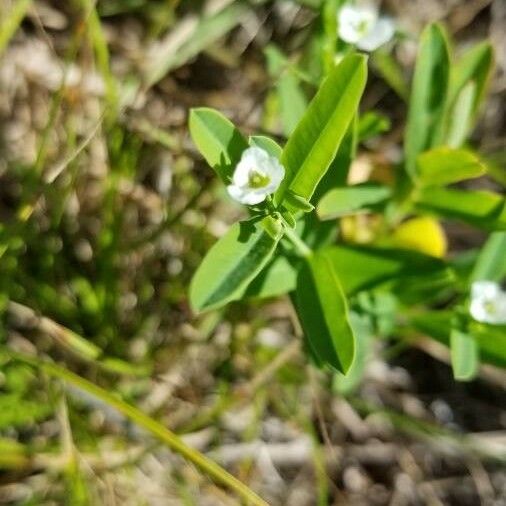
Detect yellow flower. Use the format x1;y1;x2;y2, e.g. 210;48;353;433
392;216;447;258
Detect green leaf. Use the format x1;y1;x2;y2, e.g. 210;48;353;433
265;45;308;136
411;311;506;369
405;23;450;178
312;116;358;203
446;82;476;148
449;42;494;123
333;312;372;394
284;190;315;212
249;135;282;158
189;108;248;184
321;244;451;296
470;232;506;283
245;255;297;300
317;183;392;219
276;53;368;205
358;111;391;142
371;50;409;101
295;251;355;373
450;329;479;381
416;187;506;230
417;147;486;187
469;322;506;369
190;217;283;312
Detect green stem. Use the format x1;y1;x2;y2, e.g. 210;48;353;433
284;226;312;258
7;351;268;506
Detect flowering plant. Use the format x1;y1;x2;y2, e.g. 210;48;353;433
189;20;504;383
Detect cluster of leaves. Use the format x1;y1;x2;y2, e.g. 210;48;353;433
189;21;505;384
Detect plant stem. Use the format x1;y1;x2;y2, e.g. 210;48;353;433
7;351;268;506
284;226;312;258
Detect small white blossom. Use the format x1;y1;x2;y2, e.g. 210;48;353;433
338;2;395;52
469;281;506;325
227;147;285;205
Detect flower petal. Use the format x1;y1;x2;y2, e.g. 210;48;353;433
357;17;395;51
338;3;377;45
227;184;268;205
469;281;506;324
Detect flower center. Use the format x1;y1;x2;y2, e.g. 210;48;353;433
248;169;271;189
354;18;371;35
484;300;499;315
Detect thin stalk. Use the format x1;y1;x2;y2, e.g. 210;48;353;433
283;226;312;258
7;351;268;506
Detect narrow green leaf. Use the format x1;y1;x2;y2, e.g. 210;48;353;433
449;41;494;122
417;147;486;187
371;50;409;101
412;311;506;369
333;312;372;394
358;111;391;142
446;82;476;148
312;116;358;202
416;187;506;230
469;322;506;369
245;255;297;299
317;183;392;219
189;108;248;184
470;232;506;283
405;23;450;178
296;251;355;373
190;217;283;312
265;45;307;136
248;135;282;158
450;329;479;381
284;190;315;212
276;53;368;205
321;244;451;296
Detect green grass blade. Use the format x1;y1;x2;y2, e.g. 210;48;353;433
7;351;268;506
0;0;32;56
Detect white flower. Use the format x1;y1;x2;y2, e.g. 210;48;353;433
338;2;395;52
227;147;285;205
469;281;506;325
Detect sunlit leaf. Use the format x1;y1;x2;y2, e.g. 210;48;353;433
321;244;451;295
448;41;494;124
249;135;283;158
405;23;450;178
190;217;283;312
295;251;355;373
333;312;372;394
245;255;297;299
317;183;391;219
276;53;368;205
446;82;476;148
450;329;479;381
470;232;506;283
189;108;248;184
417;147;486;187
416;187;506;230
